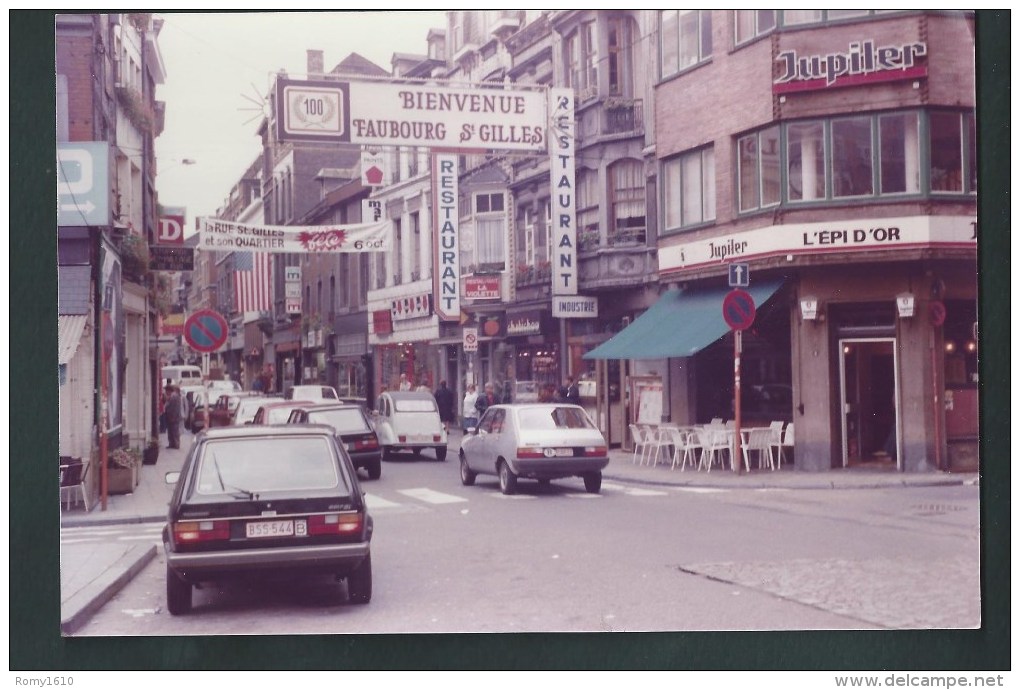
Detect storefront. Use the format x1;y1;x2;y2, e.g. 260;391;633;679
368;290;440;395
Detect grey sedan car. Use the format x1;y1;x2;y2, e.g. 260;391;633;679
459;403;610;495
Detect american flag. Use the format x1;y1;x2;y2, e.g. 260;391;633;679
233;252;273;313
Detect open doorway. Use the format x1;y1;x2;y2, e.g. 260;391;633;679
839;338;899;469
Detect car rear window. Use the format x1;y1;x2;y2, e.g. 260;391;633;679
266;407;297;424
516;406;595;430
194;437;346;496
307;409;371;433
394;399;437;412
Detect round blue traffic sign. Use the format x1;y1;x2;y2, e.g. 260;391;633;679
723;289;756;331
184;309;229;353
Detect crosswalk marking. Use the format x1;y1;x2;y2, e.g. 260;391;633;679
364;493;402;509
603;482;669;497
397;488;469;504
488;493;537;500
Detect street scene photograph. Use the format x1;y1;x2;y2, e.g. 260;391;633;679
29;8;1008;671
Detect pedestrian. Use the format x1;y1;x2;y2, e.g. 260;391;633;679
158;380;169;433
474;382;498;418
501;380;514;404
399;373;412;391
165;384;183;449
252;375;265;393
434;380;456;432
561;376;581;406
462;383;479;431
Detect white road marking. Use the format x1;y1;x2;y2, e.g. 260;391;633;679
398;488;469;504
565;493;601;499
487;493;536;500
364;493;401;509
673;487;729;494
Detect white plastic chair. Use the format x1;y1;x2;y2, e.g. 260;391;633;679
646;425;677;467
778;423;794;468
742;428;775;471
668;427;701;471
628;424;652;465
59;456;91;512
697;427;730;472
768;421;786;468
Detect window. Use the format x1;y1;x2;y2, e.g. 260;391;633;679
734;10;776;45
392;218;403;285
338;256;350;306
737;126;781;212
780;10;899;26
879;112;920;195
576;169;600;250
660;10;712;79
566;23;598;98
411;212;422;279
329;275;336;316
783;10;822;25
609;160;646;245
607;17;633;97
787;122;826;202
474;192;506;270
663;146;715;231
930;111;970;194
831;117;874;198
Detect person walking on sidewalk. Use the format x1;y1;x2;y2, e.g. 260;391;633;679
462;383;479;431
165;384;183;449
434;380;456;432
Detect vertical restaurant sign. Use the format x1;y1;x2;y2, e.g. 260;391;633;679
549;88;577;295
433;154;460;321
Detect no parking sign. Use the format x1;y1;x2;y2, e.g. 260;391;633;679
184;309;229;353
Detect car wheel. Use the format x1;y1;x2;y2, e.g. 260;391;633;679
166;565;192;615
459;453;476;486
346;553;372;605
498;460;517;495
583;471;602;494
366;458;382;480
435;446;447;462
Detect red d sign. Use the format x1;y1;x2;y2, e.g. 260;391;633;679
158;215;185;245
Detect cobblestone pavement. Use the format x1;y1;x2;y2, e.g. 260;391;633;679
678;554;980;629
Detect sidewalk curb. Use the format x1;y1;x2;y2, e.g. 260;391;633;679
61;514;166;528
61;543;158;635
603;470;976;491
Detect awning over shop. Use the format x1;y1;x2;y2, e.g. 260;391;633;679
58;315;88;365
583;279;784;360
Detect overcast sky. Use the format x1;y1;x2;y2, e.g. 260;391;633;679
153;11;447;230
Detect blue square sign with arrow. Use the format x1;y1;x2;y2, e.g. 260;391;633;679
728;262;749;288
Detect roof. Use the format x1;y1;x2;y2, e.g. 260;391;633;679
382;391;437;401
199;423;338;440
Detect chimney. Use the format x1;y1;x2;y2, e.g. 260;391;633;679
307;49;324;78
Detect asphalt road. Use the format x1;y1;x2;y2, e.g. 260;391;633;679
69;449;980;635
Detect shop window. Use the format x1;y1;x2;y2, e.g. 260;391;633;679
659;10;712;79
734;10;776;45
832;117;874;198
787;121;827;202
879;112;921;195
663;146;715;231
930;111;968;194
737;125;780;212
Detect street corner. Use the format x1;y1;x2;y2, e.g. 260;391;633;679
60;542;158;635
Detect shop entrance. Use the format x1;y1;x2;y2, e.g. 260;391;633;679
838;338;900;470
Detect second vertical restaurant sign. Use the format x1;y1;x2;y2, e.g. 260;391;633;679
550;88;577;296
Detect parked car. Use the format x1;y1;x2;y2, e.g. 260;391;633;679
206;379;242;394
250;400;316;426
459;403;609;495
207;392;263;428
287;403;383;480
285;385;340;402
162;424;373;615
232;396;278;425
372;390;448;462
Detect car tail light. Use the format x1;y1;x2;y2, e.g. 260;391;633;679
398;435;407;443
517;447;545;459
173;520;230;544
584;446;608;457
433;435;442;442
353;436;379;450
308;512;363;536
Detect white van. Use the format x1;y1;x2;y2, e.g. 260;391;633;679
161;365;204;388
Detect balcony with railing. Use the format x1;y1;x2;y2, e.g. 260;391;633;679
576;98;645;143
515;261;552;287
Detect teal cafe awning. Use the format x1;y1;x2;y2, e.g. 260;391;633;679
582;279;784;360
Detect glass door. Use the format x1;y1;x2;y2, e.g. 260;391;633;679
838;338;900;470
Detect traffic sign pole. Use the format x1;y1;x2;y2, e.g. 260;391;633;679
734;329;742;474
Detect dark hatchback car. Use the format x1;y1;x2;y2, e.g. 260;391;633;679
287;403;383;480
162;425;373;615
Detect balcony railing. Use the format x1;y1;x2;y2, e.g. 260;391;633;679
515;262;552;286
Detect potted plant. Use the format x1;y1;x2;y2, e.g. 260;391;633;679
108;447;142;494
143;437;160;465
